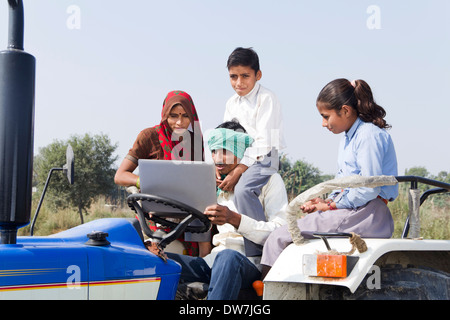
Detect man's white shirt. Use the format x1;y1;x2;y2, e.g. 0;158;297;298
202;173;288;271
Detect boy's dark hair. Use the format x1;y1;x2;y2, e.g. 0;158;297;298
216;119;247;133
226;47;260;74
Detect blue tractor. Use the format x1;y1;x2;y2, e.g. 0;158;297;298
0;0;210;300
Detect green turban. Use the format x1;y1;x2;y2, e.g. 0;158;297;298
207;128;253;159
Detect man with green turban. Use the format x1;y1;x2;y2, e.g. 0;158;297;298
167;120;288;300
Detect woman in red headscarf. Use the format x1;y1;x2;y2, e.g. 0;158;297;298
115;90;203;187
115;90;207;256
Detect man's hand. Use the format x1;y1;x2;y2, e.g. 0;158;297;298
198;241;212;257
204;204;241;229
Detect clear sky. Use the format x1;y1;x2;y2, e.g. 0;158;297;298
1;0;449;176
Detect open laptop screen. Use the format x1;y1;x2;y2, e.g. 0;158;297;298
138;159;216;217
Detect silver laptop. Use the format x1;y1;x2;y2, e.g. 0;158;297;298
138;159;216;217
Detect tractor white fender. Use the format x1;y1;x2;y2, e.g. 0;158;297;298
263;237;450;299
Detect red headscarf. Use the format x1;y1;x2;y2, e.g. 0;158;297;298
155;90;203;160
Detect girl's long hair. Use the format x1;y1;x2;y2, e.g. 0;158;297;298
316;78;390;129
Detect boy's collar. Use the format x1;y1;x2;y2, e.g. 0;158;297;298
238;82;260;103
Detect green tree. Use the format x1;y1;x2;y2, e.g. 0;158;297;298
404;166;430;178
279;155;328;200
434;171;450;184
404;166;431;192
34;133;118;219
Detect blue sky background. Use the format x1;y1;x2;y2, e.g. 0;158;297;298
1;0;449;176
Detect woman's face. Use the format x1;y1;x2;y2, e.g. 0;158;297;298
167;104;191;133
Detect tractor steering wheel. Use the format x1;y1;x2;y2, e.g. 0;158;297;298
127;193;211;250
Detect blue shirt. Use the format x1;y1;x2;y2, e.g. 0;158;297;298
332;117;399;209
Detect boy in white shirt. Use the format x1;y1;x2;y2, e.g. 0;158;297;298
219;47;286;257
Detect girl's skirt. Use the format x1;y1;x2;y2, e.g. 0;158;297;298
261;197;394;267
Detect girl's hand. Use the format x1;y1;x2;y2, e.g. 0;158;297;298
300;198;327;213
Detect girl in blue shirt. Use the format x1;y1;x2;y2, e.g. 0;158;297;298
261;78;398;272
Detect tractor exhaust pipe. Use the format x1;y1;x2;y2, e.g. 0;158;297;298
7;0;24;50
0;0;35;244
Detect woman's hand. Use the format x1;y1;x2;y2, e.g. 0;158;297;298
114;158;139;187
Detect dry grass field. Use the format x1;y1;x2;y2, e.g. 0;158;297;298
20;188;449;240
